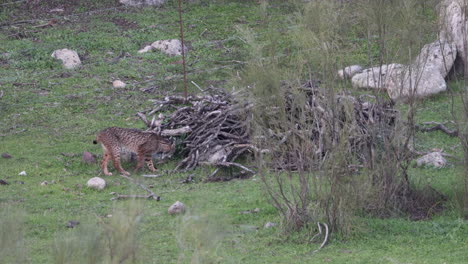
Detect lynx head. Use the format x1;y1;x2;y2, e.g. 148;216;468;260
159;137;176;155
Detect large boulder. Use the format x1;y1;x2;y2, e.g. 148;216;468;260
51;49;81;69
439;0;468;73
351;41;457;100
351;63;404;90
119;0;166;6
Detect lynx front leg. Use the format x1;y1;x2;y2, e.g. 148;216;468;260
100;146;113;176
110;148;130;176
145;157;157;172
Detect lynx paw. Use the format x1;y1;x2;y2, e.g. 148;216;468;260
120;171;131;176
104;172;113;176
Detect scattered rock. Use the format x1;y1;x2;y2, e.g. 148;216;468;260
82;151;97;164
40;181;48;186
139;39;188;56
87;177;106;190
1;152;12;159
440;0;468;72
416;152;447;168
168;201;186;215
18;171;27;176
0;179;9;185
112;80;126;88
106;214;113;218
264;222;276;228
388;41;456;100
66;220;80;228
119;0;167;6
49;8;64;13
351;63;404;90
51;49;81;69
152;39;187;56
350;41;457;100
15;181;24;184
337;65;363;80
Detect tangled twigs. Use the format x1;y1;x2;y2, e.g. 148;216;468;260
141;89;254;178
415;121;458;137
111;174;160;201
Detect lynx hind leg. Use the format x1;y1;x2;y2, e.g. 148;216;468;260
109;146;130;176
134;154;146;172
100;145;112;176
146;157;157;172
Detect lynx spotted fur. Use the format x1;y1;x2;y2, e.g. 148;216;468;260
93;127;174;176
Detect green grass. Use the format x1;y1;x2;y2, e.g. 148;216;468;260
1;0;468;263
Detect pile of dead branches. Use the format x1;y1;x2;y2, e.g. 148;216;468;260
140;88;255;178
254;80;399;170
138;81;399;176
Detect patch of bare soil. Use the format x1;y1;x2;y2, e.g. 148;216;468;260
111;17;139;31
403;186;447;221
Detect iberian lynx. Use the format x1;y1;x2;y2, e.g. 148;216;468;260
93;127;175;176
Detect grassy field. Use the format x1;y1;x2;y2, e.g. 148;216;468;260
1;0;468;263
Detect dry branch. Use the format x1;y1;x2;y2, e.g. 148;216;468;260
114;174;160;201
416;121;458;137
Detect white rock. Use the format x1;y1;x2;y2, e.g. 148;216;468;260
440;0;467;70
18;171;27;176
416;152;447;168
40;181;48;186
119;0;167;6
264;222;276;228
87;177;106;190
137;45;154;54
351;64;404;90
151;39;187;56
338;65;363;80
51;49;81;69
49;8;64;13
112;80;126;88
351;41;457;101
168;201;186;215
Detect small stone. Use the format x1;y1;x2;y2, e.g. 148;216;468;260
119;0;167;6
112;80;126;88
151;39;188;56
168;201;186;215
1;152;12;159
49;8;64;13
51;49;81;69
0;179;9;185
264;222;276;228
18;171;27;176
416;152;447;168
87;177;106;190
82;151;97;164
66;220;80;228
40;181;48;186
106;214;113;218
